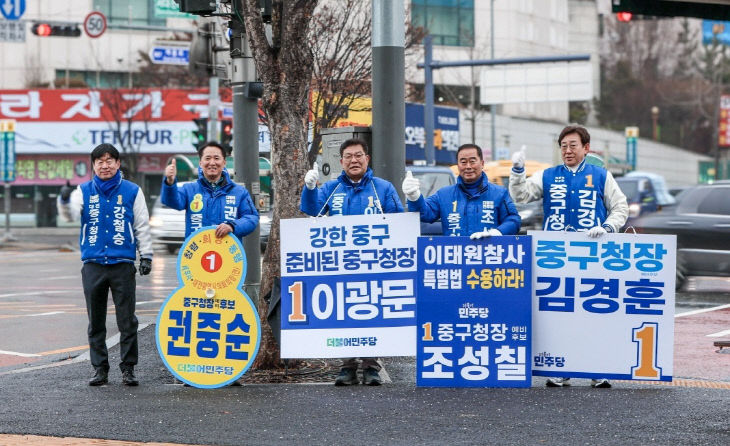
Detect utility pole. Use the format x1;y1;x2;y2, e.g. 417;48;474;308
372;0;406;197
229;8;261;301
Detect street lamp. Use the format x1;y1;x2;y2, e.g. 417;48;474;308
651;106;659;141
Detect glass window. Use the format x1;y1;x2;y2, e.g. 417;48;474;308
697;187;730;216
412;0;474;47
55;70;136;88
93;0;165;26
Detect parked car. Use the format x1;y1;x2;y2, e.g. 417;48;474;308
616;176;660;230
632;183;730;289
409;165;457;235
624;171;676;207
149;183;271;254
516;201;543;233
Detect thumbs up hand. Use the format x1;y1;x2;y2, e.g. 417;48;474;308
402;170;421;201
165;159;177;185
304;162;320;190
512;145;526;170
60;180;73;202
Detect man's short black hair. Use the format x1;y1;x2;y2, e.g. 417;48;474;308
558;125;590;146
457;143;483;160
90;143;120;163
339;138;369;157
197;141;229;158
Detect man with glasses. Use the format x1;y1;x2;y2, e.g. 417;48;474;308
509;125;628;388
401;143;521;238
300;138;403;386
57;143;153;387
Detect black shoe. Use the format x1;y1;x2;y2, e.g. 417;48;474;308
89;368;108;386
334;368;358;386
362;367;382;386
122;369;139;386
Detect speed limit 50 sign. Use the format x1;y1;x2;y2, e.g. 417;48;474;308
83;11;106;38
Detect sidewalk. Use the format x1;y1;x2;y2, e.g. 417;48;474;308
1;324;729;446
0;227;78;250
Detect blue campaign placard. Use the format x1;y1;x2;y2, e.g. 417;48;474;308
416;236;532;387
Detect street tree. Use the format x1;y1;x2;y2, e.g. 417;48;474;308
596;16;730;156
238;0;318;368
308;0;424;164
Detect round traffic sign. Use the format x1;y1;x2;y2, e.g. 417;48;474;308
83;11;107;38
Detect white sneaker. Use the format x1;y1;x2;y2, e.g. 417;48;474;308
591;378;611;388
546;377;571;387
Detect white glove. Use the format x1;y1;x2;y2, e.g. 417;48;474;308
469;228;502;240
304;162;319;190
402;170;421;201
587;226;607;238
511;145;526;170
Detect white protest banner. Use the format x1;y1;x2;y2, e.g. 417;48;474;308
280;213;421;358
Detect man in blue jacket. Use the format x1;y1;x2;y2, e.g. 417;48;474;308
402;143;521;238
161;142;259;242
300;138;403;386
58;143;153;387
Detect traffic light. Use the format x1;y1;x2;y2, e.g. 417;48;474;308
192;117;208;150
616;12;633;22
31;22;81;37
175;0;216;14
221;120;233;152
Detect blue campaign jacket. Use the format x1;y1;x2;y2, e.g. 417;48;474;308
300;168;404;216
541;161;608;231
161;168;259;239
79;178;141;264
408;172;520;236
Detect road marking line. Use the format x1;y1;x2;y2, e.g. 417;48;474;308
136;299;163;306
707;329;730;338
675;304;730;318
27;311;65;317
0;350;41;358
0;290;69;298
36;345;89;356
0;323;150;376
38;275;77;280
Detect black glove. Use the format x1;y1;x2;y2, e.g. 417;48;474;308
139;258;152;276
60;181;72;202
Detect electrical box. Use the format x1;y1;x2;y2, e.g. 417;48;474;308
319;127;372;183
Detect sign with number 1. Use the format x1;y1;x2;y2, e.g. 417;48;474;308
155;226;261;388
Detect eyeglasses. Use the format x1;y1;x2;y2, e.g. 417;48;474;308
94;157;117;167
342;152;366;161
560;144;582;152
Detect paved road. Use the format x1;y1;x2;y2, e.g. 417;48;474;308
0;232;728;445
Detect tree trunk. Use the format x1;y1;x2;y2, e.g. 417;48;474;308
241;0;318;369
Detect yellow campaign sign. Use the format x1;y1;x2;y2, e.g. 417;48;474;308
155;226;261;388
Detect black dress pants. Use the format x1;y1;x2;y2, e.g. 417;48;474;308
81;262;138;371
